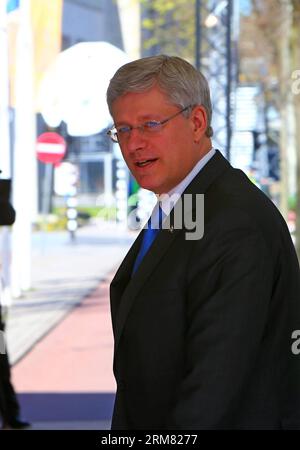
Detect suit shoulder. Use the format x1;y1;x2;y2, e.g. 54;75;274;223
207;167;285;226
201;167;294;261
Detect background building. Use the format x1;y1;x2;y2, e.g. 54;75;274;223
38;0;125;211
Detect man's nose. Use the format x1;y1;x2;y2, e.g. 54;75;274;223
126;127;146;152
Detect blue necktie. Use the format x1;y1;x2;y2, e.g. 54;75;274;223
132;206;163;274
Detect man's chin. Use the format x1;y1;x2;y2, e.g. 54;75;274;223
136;179;168;195
134;177;157;193
138;184;156;193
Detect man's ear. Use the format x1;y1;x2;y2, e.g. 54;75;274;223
190;105;208;142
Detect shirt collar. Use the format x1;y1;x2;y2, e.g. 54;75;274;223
167;147;216;198
153;147;216;219
148;148;216;228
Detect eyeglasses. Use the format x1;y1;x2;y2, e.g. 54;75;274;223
107;105;192;143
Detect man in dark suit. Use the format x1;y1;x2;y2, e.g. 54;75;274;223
0;178;30;429
106;55;300;429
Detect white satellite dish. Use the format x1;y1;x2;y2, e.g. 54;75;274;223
38;41;130;136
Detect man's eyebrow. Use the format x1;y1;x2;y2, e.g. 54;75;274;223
140;113;162;120
114;121;130;127
115;114;163;126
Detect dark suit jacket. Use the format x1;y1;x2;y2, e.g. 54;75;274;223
0;179;15;227
110;150;300;430
0;198;15;326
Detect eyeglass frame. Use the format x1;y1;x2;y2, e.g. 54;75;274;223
107;104;192;143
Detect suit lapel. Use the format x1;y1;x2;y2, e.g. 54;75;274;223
112;150;230;355
113;225;181;352
110;230;143;334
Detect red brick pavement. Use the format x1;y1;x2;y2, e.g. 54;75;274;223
11;276;116;394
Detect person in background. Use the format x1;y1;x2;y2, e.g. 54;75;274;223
0;177;30;430
106;55;300;430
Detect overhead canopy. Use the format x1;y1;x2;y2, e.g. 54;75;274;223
38;41;130;136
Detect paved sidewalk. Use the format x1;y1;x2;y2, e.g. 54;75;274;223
11;277;115;430
2;221;136;430
6;221;135;364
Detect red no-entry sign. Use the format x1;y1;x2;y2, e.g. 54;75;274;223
36;132;66;164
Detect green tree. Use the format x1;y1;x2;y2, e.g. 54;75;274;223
239;0;300;258
241;1;294;217
291;0;300;259
141;0;195;60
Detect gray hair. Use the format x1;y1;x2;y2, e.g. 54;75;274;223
106;55;213;138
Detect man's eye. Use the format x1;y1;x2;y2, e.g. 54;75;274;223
117;126;131;134
143;121;160;130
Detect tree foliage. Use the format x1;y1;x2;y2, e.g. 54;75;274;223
140;0;300;256
140;0;195;60
291;0;300;258
240;0;300;256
